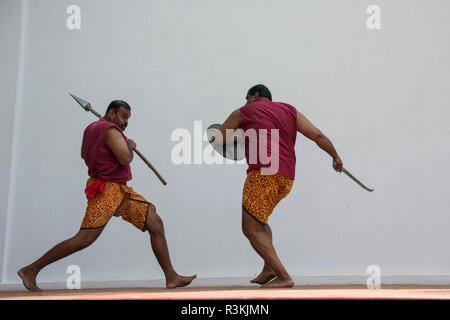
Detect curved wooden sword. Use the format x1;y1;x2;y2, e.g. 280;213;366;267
341;167;373;192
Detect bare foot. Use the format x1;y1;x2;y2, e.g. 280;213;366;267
250;271;276;285
166;274;197;289
262;277;294;288
17;267;41;292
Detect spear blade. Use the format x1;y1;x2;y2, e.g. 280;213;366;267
69;93;91;110
69;93;102;118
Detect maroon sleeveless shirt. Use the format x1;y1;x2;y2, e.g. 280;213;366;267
240;100;298;180
82;119;132;182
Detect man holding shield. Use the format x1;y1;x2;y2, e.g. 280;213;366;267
18;100;196;292
212;84;343;288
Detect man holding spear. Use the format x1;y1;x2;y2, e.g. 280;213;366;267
18;99;196;292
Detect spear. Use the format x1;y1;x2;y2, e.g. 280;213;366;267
69;93;167;186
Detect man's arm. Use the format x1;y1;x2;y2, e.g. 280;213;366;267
104;127;135;166
296;111;343;172
214;109;242;145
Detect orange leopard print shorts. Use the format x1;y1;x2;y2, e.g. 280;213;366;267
80;178;155;231
242;170;294;224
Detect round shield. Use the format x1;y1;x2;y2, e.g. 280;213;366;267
206;123;245;161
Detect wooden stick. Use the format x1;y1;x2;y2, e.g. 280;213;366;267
133;148;167;185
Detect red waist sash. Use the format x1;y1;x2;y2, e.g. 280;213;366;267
85;178;127;199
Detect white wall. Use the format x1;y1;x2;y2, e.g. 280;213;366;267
0;0;24;284
1;0;450;288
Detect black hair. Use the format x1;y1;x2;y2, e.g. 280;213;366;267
247;84;272;101
106;100;131;113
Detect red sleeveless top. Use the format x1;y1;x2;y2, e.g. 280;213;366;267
240;100;298;180
82;119;132;183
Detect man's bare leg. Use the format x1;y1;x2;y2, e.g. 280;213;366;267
145;206;196;289
242;208;293;288
18;227;105;292
250;224;276;284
